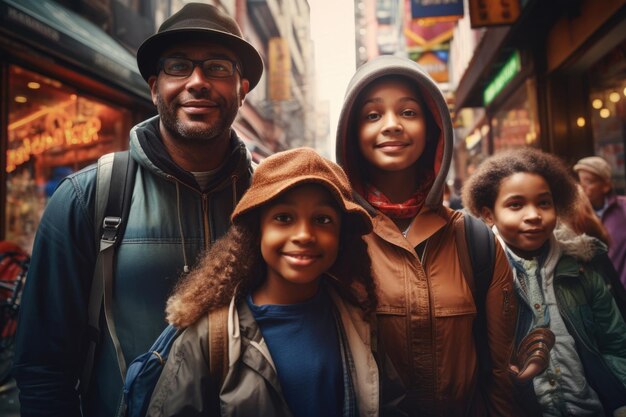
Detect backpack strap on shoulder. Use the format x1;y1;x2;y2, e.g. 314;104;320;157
464;214;495;313
82;151;136;395
208;304;229;413
455;213;496;381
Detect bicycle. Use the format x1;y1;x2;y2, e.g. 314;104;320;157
0;241;29;384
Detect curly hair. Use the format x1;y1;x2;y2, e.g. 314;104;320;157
166;213;377;328
461;148;578;221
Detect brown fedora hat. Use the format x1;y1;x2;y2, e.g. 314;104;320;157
137;3;263;90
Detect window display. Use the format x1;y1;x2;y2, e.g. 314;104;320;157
6;65;131;253
491;78;540;152
588;40;626;195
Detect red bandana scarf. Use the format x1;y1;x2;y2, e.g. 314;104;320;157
364;170;435;219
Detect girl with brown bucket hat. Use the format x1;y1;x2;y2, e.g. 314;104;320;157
145;147;381;416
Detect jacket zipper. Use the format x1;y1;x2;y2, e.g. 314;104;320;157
554;282;595;353
202;193;211;249
420;240;439;399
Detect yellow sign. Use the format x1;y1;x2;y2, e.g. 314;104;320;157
469;0;520;28
268;37;291;101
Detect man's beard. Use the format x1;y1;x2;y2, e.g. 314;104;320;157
155;92;239;144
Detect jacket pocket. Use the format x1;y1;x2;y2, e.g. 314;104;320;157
376;309;409;388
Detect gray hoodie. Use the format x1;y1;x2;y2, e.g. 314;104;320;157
335;55;453;211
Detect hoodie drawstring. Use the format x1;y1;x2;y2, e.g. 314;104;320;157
175;181;190;273
231;175;238;211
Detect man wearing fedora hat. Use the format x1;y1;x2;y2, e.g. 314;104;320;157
13;4;263;416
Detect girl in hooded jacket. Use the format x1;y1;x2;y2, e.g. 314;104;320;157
462;147;626;417
335;55;521;416
146;148;380;417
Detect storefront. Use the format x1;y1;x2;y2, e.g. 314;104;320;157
453;0;625;192
584;41;626;194
544;0;626;194
1;0;153;253
455;48;541;179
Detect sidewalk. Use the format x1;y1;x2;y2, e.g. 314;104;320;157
0;378;20;417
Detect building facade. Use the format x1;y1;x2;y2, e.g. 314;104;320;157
451;0;626;194
1;0;316;254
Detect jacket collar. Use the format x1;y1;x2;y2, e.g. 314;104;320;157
372;206;448;251
129;115;252;192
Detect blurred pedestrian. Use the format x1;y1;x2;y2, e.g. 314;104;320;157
336;55;520;417
557;185;626;319
463;148;626;417
443;183;463;210
574;156;626;291
13;3;262;416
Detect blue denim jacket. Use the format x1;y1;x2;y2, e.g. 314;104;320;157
13;116;253;417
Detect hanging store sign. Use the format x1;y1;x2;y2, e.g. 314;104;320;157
468;0;521;28
405;1;453;83
268;37;291;101
409;50;450;83
483;51;521;106
410;0;464;19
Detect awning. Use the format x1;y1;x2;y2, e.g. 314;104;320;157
0;0;150;100
453;26;509;111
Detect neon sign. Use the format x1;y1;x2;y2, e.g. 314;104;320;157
7;110;101;173
483;51;521;106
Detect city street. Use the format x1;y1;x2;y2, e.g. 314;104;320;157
0;0;625;415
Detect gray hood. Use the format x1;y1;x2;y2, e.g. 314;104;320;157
335;55;453;210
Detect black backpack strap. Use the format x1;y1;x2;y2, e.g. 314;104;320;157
455;214;495;381
82;151;136;395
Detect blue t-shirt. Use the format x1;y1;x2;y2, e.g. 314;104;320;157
247;289;343;417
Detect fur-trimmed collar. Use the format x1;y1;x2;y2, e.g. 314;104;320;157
553;223;607;263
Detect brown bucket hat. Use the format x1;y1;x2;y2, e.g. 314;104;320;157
232;148;372;236
137;3;263;89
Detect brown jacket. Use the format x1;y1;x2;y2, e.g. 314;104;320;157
336;56;519;416
368;207;517;416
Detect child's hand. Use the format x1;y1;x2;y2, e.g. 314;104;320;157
509;328;555;385
508;362;545;384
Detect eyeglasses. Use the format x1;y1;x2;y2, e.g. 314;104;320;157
158;57;239;78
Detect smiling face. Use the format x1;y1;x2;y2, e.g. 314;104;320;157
481;172;557;259
357;78;427;177
148;40;249;145
258;184;342;304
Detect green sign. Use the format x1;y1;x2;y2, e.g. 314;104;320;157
483;51;521;106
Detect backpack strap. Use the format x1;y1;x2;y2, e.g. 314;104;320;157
455;213;495;381
208;304;229;413
82;151;136;395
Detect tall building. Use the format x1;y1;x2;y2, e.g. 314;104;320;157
247;0;316;151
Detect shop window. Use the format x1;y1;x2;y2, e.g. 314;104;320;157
6;65;131;253
491;78;540;152
588;41;626;195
